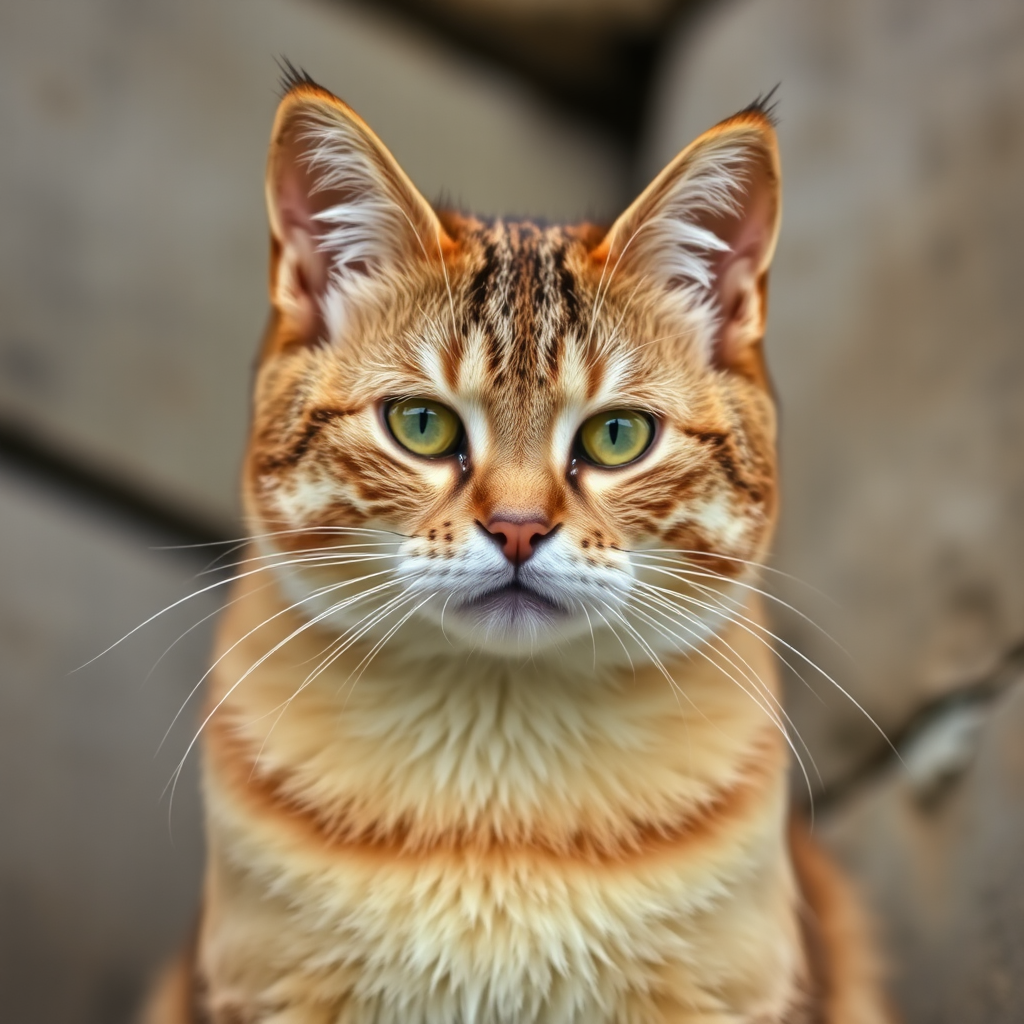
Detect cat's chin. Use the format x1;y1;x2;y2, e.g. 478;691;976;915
447;581;576;650
463;580;565;618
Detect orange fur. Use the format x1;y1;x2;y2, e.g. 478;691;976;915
141;78;893;1024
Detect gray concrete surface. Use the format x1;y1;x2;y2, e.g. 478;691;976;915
645;0;1024;793
823;651;1024;1023
0;464;215;1024
0;0;628;526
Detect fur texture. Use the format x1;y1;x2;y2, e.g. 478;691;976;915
142;76;893;1024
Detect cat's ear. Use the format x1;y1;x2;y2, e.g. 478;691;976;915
593;101;781;374
265;74;450;345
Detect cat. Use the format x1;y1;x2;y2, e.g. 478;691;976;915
142;67;894;1024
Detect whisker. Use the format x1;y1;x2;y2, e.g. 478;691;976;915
193;526;405;574
286;579;414;670
79;540;411;673
439;591;456;647
575;599;598;673
625;596;788;737
76;559;308;672
340;590;437;703
301;588;418;692
630;553;852;661
633;582;795;721
152;523;408;554
160;567;403;770
628;586;819;802
624;593;815;802
629;548;839;605
588;602;636;680
248;586;420;774
600;601;708;779
636;576;824;705
164;574;408;821
163;581;353;810
195;547;399;577
157;572;399;759
142;578;278;692
633;565;898;762
598;600;701;719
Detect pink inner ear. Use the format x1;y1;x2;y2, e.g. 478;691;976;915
703;165;777;369
713;257;759;369
277;163;330;300
267;133;342;346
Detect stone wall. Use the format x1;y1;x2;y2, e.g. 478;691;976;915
644;0;1024;1017
0;0;628;527
0;467;211;1024
0;2;629;1020
1;0;1022;1019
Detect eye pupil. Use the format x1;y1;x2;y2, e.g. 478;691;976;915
578;409;653;467
387;398;462;457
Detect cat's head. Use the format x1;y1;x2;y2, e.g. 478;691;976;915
244;73;781;660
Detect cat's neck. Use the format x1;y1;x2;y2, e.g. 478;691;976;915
202;559;786;857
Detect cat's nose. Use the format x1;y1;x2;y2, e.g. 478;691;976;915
482;517;554;566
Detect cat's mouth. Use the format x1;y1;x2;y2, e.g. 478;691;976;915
461;580;566;622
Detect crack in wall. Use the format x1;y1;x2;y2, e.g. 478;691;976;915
813;638;1024;814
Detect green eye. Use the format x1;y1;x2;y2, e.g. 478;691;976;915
387;398;463;457
579;409;653;467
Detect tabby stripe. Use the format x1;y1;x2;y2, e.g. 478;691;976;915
206;712;781;866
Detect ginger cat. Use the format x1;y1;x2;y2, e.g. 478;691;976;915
143;68;893;1024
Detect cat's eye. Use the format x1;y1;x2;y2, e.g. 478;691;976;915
578;410;654;467
386;398;463;457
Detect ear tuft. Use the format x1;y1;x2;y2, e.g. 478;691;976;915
737;84;781;127
275;56;321;98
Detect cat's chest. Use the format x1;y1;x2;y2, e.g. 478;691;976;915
202;736;791;1024
199;609;792;1021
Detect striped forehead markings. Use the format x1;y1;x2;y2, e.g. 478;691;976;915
460;222;587;391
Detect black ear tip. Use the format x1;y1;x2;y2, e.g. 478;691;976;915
739;84;781;126
276;56;322;98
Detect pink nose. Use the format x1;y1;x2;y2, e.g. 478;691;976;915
484;519;553;566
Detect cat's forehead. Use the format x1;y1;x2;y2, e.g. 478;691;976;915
424;217;649;415
455;218;591;386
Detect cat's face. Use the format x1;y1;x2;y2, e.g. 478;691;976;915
245;79;780;658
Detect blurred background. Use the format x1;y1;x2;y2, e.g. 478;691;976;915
1;0;1022;1021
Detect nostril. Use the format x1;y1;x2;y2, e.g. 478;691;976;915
482;518;555;565
525;523;559;558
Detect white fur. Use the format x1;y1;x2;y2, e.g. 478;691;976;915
618;139;755;363
629;141;748;292
300;112;433;343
